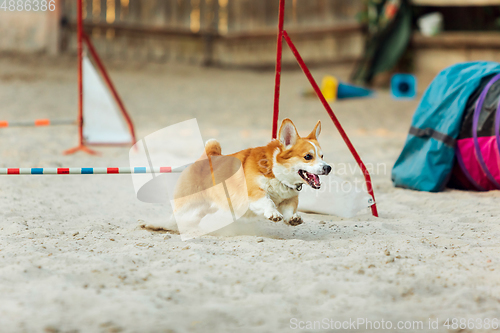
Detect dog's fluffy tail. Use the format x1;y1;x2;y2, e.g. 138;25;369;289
205;139;222;156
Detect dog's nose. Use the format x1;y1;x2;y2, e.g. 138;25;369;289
323;165;332;175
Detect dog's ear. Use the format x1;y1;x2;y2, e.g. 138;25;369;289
307;120;321;140
279;118;299;148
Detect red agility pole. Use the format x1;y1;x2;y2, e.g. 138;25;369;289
0;166;183;175
65;0;136;155
64;0;98;155
82;33;136;147
272;0;285;140
272;0;378;217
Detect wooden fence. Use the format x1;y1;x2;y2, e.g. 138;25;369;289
61;0;364;67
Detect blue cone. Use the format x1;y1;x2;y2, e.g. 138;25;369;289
337;82;374;99
391;74;417;99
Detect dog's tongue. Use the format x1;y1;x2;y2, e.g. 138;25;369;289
305;171;320;188
311;173;319;185
309;173;320;187
299;170;321;189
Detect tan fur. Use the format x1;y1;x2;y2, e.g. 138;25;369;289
172;118;330;227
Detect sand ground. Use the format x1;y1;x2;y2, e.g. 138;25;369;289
0;55;499;333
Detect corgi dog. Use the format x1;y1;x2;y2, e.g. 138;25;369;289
172;118;331;231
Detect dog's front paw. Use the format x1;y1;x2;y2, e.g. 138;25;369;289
265;210;283;222
286;214;303;226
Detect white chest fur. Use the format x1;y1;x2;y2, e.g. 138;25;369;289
259;176;298;204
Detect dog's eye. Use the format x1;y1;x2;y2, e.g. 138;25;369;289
321;155;324;159
304;154;313;160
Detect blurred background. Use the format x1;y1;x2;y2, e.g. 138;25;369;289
1;0;500;78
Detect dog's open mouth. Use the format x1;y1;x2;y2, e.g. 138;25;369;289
298;170;321;189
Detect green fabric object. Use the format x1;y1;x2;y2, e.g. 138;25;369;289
351;0;412;85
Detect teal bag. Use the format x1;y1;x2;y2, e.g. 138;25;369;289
392;62;500;192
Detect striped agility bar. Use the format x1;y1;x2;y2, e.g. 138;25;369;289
0;166;187;175
0;119;76;128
